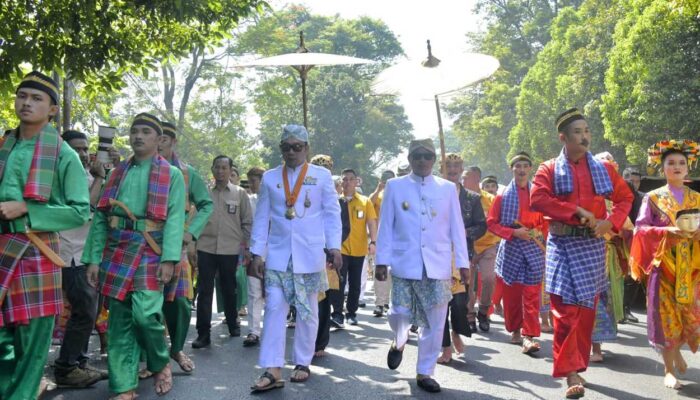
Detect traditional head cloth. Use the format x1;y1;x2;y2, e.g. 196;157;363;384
408;138;436;155
556;108;585;132
445;152;463;163
281;124;309;142
646;139;699;175
62;130;88;142
131;112;162;135
17;71;59;105
161;121;177;139
481;175;498;186
310;154;333;171
509;151;532;167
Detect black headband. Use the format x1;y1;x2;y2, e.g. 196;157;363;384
62;130;88;142
556;108;585;132
16;71;59;105
161;121;177;139
131;113;162;135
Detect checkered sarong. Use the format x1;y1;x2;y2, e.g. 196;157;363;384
545;235;606;308
0;232;62;327
164;248;193;301
554;149;612;196
495;237;545;286
99;229;163;301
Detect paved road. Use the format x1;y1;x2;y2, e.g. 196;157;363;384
45;283;699;400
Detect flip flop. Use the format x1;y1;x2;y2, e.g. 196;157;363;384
290;365;311;383
171;351;195;373
250;371;285;392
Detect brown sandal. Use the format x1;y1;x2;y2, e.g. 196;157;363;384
290;365;311;383
251;371;285;392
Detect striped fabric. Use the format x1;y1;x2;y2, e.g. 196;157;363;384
500;179;529;226
0;125;61;202
97;155;171;221
494;237;545;286
554;149;612;196
98;229;163;301
545;235;607;309
0;232;62;327
164;249;194;301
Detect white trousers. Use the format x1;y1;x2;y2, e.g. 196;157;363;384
258;286;319;368
246;276;265;336
359;258;369;301
388;303;448;376
374;272;392;306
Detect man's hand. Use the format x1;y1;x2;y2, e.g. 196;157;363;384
89;159;106;179
459;268;471;289
376;180;386;192
182;232;194;246
329;249;342;271
248;255;265;279
108;146;121;166
594;219;614;238
375;264;388;281
576;207;597;229
87;264;99;288
158;261;175;284
512;227;531;241
0;201;27;220
368;242;376;255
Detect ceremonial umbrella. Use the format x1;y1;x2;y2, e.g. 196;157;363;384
372;41;500;172
236;32;374;129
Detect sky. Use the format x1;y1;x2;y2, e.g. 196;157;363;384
265;0;485;139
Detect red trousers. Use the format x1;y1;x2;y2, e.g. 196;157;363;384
550;294;598;378
500;277;541;337
492;276;504;307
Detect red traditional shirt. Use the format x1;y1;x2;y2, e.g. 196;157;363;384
488;184;547;241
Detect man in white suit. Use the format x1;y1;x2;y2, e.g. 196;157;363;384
249;124;342;392
375;138;470;393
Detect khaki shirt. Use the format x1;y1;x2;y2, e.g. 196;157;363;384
197;183;252;255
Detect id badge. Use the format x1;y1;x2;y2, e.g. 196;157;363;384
356;209;364;219
227;201;238;215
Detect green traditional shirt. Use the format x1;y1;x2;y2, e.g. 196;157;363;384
82;156;186;264
0;134;89;232
183;164;213;239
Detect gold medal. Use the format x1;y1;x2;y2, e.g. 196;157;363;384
285;207;296;220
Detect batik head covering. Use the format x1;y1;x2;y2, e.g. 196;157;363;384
310;154;334;171
444;152;463;163
646;139;699;175
281;124;309;143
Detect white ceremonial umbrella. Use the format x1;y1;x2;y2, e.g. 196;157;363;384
236;32;374;129
372;41;500;172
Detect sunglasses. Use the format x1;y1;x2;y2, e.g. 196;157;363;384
280;143;306;153
411;152;435;161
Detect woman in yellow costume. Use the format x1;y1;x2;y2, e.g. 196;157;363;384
630;139;700;390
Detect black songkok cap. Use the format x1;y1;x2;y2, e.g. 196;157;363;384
161;121;177;139
17;71;59;105
556;108;585;133
131;113;162;135
62;130;88;142
509;151;533;168
481;175;498;185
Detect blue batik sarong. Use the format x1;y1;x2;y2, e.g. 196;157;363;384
545;235;606;309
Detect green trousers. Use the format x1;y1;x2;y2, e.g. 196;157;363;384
108;290;169;394
0;316;54;400
162;297;191;354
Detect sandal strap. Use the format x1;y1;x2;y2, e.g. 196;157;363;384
260;370;278;383
293;365;310;373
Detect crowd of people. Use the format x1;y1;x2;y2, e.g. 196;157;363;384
0;71;698;400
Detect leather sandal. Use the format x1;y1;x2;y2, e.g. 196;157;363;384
250;371;285;392
290;365;311;383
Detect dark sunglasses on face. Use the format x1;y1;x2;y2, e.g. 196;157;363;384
411;152;435;161
280;143;306;153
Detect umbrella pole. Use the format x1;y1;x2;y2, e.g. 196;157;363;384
301;70;309;129
435;95;447;174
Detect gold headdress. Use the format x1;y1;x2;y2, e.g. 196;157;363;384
646;139;699;175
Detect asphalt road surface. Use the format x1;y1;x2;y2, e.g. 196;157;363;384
44;283;699;400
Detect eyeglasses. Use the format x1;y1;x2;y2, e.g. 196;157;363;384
280;143;306;153
410;153;435;161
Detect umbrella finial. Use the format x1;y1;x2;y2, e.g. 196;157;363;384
296;31;309;54
422;39;441;68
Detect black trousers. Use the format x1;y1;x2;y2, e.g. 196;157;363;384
195;251;239;335
56;264;99;369
330;255;365;320
624;275;645;310
442;292;471;347
315;291;331;352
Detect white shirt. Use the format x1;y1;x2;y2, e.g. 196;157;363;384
59;169;93;267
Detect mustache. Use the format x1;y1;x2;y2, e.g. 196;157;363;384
580;139;589;146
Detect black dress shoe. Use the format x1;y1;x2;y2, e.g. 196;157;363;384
387;343;403;370
192;335;210;349
477;311;491;332
468;321;478;334
229;326;241;337
417;377;441;393
347;316;358;326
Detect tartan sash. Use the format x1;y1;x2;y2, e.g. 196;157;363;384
500;179;529;227
0;125;61;202
97;155;171;221
554;148;612;197
169;152;191;211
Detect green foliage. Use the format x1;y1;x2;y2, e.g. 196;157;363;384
235;6;412;182
602;0;700;168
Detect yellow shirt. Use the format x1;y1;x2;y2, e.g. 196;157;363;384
474;190;501;254
372;190;384;219
341;192;377;256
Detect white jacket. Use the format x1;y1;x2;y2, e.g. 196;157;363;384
250;163;342;273
376;173;469;280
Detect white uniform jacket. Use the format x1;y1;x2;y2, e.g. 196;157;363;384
376;173;469;280
250;163;342;273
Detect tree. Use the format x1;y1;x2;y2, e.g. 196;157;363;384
235;6;412;180
602;0;700;169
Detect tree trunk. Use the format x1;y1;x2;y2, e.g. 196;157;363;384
62;77;72;132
